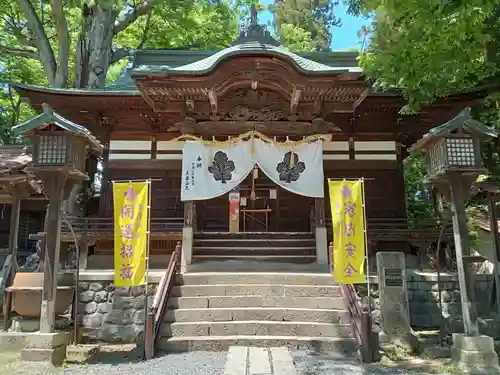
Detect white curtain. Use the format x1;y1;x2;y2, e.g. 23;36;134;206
180;141;254;201
255;139;324;198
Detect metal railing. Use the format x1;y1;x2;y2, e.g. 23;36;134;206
144;241;181;359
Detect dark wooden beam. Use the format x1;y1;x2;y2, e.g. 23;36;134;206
289;87;302;121
208;89;218;120
449;173;479;336
488;194;500;314
7;191;21;272
39;170;69;333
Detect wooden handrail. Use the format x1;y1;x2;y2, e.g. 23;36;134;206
62;217;184;233
341;283;376;362
329;242;377;363
1;255;13;330
144;241;181;360
325;217;453;242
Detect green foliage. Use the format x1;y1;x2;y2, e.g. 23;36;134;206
271;0;341;52
353;0;500;221
403;152;435;226
357;0;499;113
0;0;253;141
276;24;317;52
0;57;40;144
114;0;241;50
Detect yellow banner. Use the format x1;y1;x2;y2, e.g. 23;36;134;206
113;181;150;287
329;180;366;284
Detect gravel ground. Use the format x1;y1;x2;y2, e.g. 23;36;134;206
0;351;227;375
292;351;449;375
0;348;457;375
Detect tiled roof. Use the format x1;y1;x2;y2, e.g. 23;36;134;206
12;103;103;155
133;42;362;76
0;145;42;194
410;107;498;151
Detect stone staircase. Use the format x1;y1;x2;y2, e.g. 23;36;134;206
192;232;317;264
156;272;359;356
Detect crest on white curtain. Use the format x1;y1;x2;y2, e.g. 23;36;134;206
180;134;325;201
181;141;254;201
255;139;324;198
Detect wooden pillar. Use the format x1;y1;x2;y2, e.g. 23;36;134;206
488;193;500;315
2;189;22;331
98;142;110;216
184;201;195;228
314;197;328;265
449;174;479;336
78;236;89;270
181;201;195;272
39;171;69;333
314;198;326;228
8;191;21;272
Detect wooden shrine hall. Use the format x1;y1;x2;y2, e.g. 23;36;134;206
9;15;484;270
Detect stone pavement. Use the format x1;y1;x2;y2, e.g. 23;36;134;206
224;346;296;375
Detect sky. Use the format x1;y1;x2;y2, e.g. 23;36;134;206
257;1;371;51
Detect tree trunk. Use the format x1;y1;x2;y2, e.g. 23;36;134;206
74;4;118;89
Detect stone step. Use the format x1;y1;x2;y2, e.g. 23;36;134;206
161;321;354;338
194;238;315;247
176;272;337;286
167;296;345;309
164;307;350;323
195;232;314;240
157;335;359;354
192;255;316;264
171;284;341;298
192;246;316;255
185;261;330;273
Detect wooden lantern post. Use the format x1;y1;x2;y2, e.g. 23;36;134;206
12;103;103;333
410;108;498;337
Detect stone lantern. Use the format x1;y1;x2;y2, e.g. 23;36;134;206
410;107;500;373
12;103;103;333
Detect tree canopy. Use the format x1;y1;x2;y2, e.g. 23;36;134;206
353;0;500;221
355;0;500;113
271;0;341;52
0;0;260;143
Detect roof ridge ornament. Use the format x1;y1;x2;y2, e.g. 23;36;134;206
231;4;280;47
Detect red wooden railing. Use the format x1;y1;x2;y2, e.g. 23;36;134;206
144;241;181;359
329;242;378;362
341;283;377;362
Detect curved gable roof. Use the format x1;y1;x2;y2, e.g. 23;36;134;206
132;42;362;77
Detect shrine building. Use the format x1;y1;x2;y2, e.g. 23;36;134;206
8;17;483;272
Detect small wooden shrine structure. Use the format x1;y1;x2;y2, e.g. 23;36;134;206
7;15;491;269
0;146;43;266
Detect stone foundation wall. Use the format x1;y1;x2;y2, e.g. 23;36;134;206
406;273;494;329
363;272;495;331
78;271;496;343
78;281;158;343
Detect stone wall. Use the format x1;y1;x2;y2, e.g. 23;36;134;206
78;271;496;344
363;271;495;332
78;281;158;343
406;272;494;329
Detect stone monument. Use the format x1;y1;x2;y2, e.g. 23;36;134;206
376;251;419;354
